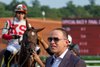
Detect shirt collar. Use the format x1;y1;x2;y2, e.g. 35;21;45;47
59;48;68;59
53;48;68;59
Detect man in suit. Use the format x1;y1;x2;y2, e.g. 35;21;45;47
45;28;86;67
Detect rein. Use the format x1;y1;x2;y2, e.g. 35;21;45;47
20;52;30;67
20;41;36;67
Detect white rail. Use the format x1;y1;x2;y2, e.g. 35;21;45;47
87;66;100;67
85;60;100;63
85;60;100;67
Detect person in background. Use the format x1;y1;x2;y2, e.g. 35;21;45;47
67;35;80;57
69;43;80;57
1;4;31;67
45;28;86;67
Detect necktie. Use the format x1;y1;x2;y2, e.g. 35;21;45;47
50;58;54;65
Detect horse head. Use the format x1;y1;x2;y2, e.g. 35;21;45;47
19;27;44;67
22;27;44;53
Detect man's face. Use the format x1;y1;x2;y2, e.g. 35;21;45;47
48;30;69;56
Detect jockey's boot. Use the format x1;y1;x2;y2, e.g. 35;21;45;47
4;50;12;67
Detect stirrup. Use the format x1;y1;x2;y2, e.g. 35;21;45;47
1;56;6;67
7;54;15;67
1;55;15;67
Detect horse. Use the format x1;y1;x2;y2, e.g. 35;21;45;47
0;27;44;67
18;27;44;67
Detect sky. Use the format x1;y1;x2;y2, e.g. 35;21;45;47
0;0;100;8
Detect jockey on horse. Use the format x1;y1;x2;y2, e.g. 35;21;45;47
1;4;36;67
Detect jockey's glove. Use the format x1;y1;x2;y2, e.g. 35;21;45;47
12;35;20;39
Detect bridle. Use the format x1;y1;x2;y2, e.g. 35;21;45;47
19;27;38;67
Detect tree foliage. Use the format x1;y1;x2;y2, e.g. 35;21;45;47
0;0;100;19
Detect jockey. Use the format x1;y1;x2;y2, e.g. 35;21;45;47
2;4;31;67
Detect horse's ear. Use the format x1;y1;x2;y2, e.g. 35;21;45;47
26;20;30;30
35;27;45;33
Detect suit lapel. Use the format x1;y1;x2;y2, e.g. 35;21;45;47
59;50;72;67
46;56;54;67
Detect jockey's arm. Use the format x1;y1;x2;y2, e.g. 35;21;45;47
2;21;13;40
2;21;21;40
2;34;13;40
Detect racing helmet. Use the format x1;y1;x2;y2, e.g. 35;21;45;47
15;4;27;14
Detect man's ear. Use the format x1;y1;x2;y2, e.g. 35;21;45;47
66;40;69;44
65;40;69;47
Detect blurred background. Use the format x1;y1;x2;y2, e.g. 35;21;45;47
0;0;100;67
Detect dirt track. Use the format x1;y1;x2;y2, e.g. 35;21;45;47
0;18;62;56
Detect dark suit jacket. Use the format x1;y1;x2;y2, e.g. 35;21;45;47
45;50;86;67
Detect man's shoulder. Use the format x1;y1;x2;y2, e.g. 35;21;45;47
70;54;86;66
46;55;53;60
69;54;86;67
78;58;86;65
70;54;80;63
46;55;54;62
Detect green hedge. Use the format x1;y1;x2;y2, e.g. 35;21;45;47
81;56;100;66
81;56;100;60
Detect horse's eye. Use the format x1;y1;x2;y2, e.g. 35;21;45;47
31;32;35;36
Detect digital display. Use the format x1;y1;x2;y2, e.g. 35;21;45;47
62;18;100;55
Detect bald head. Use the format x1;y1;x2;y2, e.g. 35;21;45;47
51;28;68;39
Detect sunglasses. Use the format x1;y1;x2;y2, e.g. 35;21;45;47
48;37;66;42
16;11;25;14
